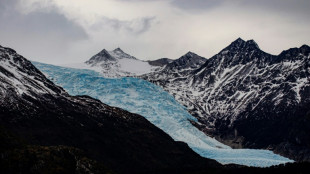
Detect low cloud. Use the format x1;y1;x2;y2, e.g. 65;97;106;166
91;16;156;35
170;0;223;11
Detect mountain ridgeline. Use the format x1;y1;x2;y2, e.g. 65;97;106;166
1;38;310;173
61;38;310;162
142;38;310;162
0;45;222;173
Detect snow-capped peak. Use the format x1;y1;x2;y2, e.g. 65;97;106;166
85;49;115;65
65;48;159;78
142;39;310;162
109;47;137;60
113;47;124;53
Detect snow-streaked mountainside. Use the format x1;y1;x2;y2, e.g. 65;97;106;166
147;58;173;66
142;38;310;161
0;46;64;97
33;61;293;167
54;38;310;161
1;44;226;173
145;39;309;126
62;48;159;77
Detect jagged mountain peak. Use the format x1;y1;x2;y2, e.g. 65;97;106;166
85;48;115;65
300;44;310;56
162;52;206;71
223;38;260;53
85;47;137;66
113;47;124;53
300;44;310;53
147;58;173;67
100;48;109;53
276;44;310;62
95;48;112;57
109;47;137;60
245;39;260;49
235;37;246;43
195;38;269;73
301;44;310;49
230;37;246;47
180;51;204;60
184;51;197;57
75;47;152;77
279;44;310;55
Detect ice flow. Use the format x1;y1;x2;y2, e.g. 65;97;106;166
33;62;293;167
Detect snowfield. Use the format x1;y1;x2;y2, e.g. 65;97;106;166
60;48;159;77
33;62;293;167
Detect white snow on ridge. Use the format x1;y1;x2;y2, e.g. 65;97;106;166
60;48;160;78
118;58;154;75
0;51;57;96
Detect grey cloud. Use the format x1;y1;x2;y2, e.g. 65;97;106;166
117;0;223;11
91;16;156;35
0;0;88;41
239;0;310;18
169;0;310;18
0;0;18;15
239;0;310;11
0;0;88;62
170;0;222;11
116;0;158;2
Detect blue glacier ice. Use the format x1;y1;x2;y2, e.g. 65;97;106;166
33;62;294;167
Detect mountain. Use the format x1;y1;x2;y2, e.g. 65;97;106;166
148;58;173;66
66;48;206;78
59;39;310;162
164;51;206;72
64;47;160;78
0;45;223;173
33;61;293;167
142;38;310;162
143;52;207;88
146;51;206;69
85;48;117;64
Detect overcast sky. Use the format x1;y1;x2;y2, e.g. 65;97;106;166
0;0;309;64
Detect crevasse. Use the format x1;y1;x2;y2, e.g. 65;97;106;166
33;62;293;167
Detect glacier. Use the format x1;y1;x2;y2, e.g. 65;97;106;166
33;62;293;167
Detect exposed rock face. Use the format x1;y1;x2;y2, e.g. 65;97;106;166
85;49;116;65
142;38;310;161
164;51;206;72
0;45;220;173
148;58;173;67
